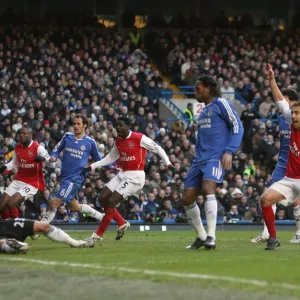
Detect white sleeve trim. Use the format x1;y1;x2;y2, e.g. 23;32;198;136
37;145;51;161
218;98;239;133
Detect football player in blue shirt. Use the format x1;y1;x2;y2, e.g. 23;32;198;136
40;114;104;225
184;76;243;250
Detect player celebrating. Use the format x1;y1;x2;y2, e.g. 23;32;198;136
40;114;104;224
259;65;300;250
184;75;243;250
251;65;300;244
260;65;300;250
82;116;175;243
0;126;51;212
0;218;94;254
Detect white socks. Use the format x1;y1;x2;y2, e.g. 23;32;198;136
46;226;81;247
41;208;57;224
184;203;207;241
262;204;276;237
294;205;300;235
80;204;104;221
205;194;218;240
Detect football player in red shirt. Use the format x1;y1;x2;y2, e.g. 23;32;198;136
0;126;51;212
82;117;175;243
260;65;300;250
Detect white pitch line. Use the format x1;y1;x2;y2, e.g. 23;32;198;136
2;257;300;291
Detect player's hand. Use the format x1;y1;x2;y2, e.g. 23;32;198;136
49;157;57;163
0;164;7;174
81;166;92;176
265;63;274;81
168;164;176;176
34;155;45;162
222;152;232;171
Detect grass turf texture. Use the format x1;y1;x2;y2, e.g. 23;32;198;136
1;230;300;300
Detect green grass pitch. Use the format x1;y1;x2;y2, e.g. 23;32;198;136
1;230;300;300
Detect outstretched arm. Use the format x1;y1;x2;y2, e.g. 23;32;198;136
90;144;120;170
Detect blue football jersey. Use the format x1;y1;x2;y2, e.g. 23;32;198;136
195;97;244;163
277;114;291;168
51;132;101;184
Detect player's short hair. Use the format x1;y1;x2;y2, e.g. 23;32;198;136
196;75;221;97
19;125;32;133
74;114;89;128
282;88;299;101
117;116;130;126
291;101;300;109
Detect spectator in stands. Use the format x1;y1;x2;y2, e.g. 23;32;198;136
183;103;194;125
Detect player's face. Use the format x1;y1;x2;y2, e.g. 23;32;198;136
73;118;86;135
195;81;209;102
291;106;300;129
115;120;129;138
18;128;32;145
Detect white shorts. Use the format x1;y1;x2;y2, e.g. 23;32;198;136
106;170;145;198
5;180;38;200
270;176;300;207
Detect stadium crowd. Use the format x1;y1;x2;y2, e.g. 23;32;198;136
0;25;297;223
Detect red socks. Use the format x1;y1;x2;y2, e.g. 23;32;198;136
10;207;19;219
262;206;277;238
96;208;116;237
102;204;125;227
1;207;19;219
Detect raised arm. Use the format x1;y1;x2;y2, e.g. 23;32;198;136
266;63;292;124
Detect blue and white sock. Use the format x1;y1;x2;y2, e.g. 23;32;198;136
205;194;218;240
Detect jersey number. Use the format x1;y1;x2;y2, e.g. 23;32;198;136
22;187;31;193
14;220;25;228
121;182;128;189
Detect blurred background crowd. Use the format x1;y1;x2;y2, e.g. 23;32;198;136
0;4;299;223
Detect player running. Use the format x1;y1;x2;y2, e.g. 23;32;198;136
0;218;94;254
40;114;104;224
251;65;300;244
82;116;175;243
260;64;300;250
0;126;51;212
183;75;243;250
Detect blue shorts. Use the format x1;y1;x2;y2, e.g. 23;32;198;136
184;160;225;189
52;181;81;203
270;165;286;185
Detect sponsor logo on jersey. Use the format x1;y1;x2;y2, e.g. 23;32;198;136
128;142;134;149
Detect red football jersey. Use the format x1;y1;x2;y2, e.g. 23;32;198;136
14;141;42;188
286;124;300;178
115;132;147;171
